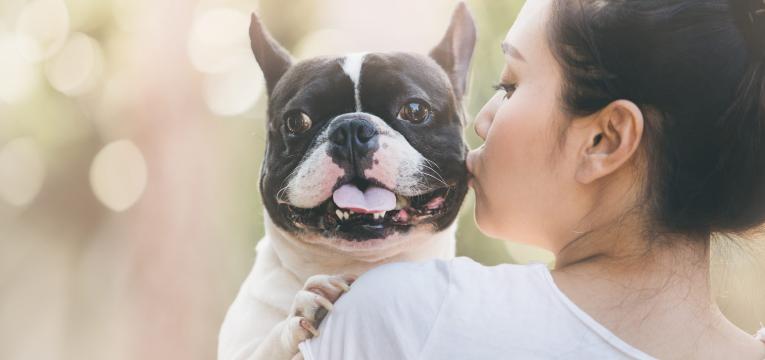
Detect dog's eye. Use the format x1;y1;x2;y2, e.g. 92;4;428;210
285;112;312;135
397;101;432;124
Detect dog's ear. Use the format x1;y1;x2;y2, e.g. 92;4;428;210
429;2;477;100
250;13;293;96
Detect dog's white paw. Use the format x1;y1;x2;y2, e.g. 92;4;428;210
280;274;356;349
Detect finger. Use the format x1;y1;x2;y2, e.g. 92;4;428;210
329;277;351;292
300;318;319;337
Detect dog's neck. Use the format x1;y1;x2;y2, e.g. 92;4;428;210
262;213;457;281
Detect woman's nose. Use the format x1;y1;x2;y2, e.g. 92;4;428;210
474;94;500;140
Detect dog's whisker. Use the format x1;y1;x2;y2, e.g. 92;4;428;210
421;163;449;188
273;157;311;205
422;171;449;188
276;186;289;203
424;169;448;186
423;157;443;171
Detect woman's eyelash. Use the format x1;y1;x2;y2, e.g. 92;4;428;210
492;83;517;98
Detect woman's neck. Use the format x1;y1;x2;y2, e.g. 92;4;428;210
554;218;717;328
551;222;764;358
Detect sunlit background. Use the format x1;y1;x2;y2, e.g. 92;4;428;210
0;0;762;359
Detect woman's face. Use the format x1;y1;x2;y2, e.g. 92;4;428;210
467;0;589;251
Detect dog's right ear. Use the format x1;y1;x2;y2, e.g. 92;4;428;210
250;13;292;96
429;2;476;101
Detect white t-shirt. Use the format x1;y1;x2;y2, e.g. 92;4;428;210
299;257;657;360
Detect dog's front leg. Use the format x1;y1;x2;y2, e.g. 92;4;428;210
247;274;355;360
246;319;299;360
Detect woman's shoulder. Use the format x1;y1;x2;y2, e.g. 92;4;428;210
347;257;549;305
301;260;454;359
300;258;558;359
360;256;546;276
345;259;453;307
333;258;483;321
447;256;552;288
359;258;452;283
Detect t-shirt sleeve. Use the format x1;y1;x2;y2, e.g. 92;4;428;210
298;259;452;360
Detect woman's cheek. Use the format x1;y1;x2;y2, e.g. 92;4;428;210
478;105;521;232
472;94;527;236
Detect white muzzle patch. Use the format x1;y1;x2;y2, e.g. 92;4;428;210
285;113;431;209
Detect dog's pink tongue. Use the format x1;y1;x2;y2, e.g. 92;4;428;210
332;184;395;214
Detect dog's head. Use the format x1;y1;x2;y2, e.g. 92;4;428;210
252;4;476;255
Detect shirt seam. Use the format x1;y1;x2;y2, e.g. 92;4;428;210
414;260;453;360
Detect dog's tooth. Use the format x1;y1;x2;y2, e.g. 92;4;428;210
350;210;355;215
335;210;344;220
343;211;350;220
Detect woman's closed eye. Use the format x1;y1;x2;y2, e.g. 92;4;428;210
492;82;517;100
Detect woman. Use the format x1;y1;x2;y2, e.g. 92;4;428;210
299;0;765;358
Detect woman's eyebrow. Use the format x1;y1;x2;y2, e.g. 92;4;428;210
501;41;526;62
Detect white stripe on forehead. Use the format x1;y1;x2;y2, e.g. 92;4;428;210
342;52;367;112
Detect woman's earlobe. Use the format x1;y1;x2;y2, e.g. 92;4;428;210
575;156;606;184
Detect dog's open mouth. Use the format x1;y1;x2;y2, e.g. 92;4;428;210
283;178;455;241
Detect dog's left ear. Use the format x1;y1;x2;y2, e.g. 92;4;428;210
429;2;477;100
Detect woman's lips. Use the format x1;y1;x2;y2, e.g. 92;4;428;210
466;146;482;175
466;147;482;189
466;152;474;174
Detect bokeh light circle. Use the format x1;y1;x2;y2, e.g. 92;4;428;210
0;138;46;207
203;60;263;116
0;32;39;104
45;32;104;96
15;0;70;62
187;8;252;74
89;140;148;212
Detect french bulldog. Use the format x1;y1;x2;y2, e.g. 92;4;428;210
218;3;476;359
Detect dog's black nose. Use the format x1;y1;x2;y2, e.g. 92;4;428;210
328;116;379;166
329;118;377;146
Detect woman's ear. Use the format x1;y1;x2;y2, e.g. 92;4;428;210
575;100;644;184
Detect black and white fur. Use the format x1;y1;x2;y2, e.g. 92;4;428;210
219;4;476;359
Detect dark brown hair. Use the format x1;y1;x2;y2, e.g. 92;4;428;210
548;0;765;238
